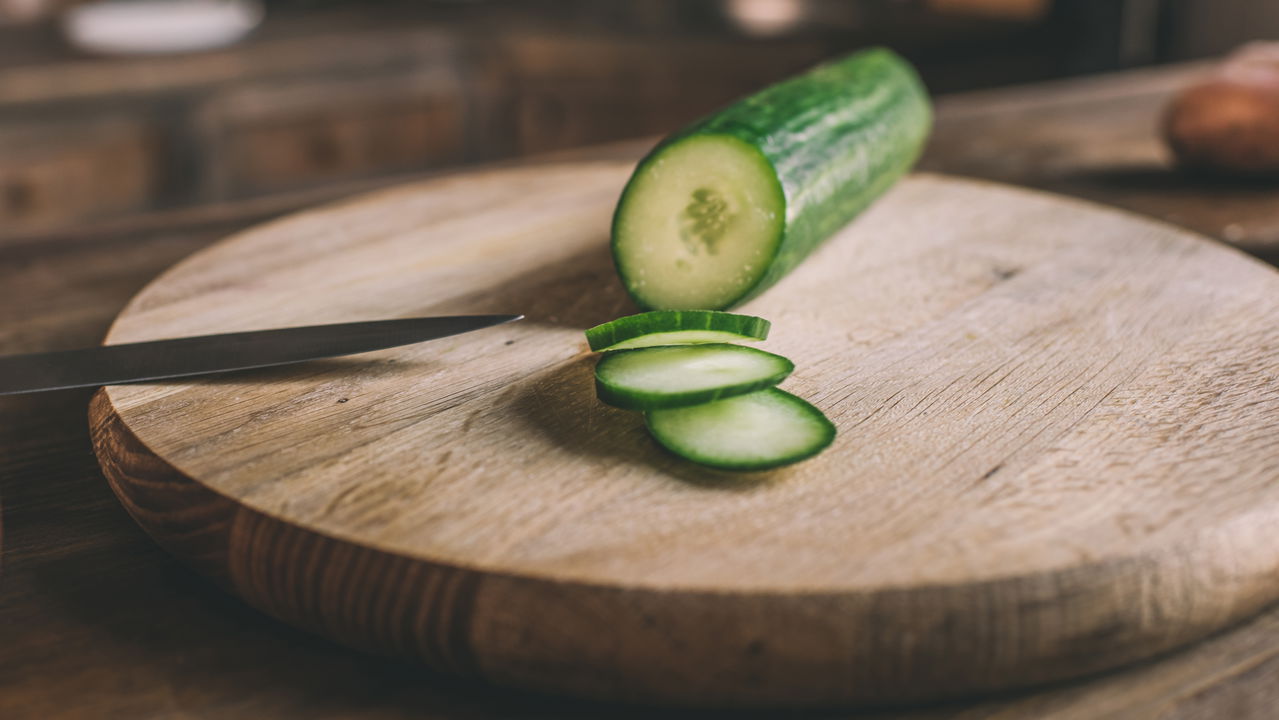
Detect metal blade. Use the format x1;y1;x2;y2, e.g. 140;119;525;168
0;315;522;395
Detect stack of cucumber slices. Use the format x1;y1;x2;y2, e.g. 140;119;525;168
585;311;835;471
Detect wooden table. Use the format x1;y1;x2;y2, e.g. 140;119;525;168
4;61;1279;719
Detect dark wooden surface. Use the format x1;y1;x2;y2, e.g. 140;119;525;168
0;5;827;233
922;60;1279;261
4;63;1279;718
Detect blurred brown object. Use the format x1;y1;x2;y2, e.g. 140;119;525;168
1164;43;1279;177
0;118;158;227
0;0;66;24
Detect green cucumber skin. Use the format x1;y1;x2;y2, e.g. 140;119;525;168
612;47;932;309
585;310;770;352
593;345;793;411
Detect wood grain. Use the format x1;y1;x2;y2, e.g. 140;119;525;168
84;160;1279;706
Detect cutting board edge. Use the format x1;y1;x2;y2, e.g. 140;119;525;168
915;171;1279;278
89;387;1279;706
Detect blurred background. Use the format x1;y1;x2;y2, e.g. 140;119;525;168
1;0;1277;239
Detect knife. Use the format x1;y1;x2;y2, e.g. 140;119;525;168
0;315;522;395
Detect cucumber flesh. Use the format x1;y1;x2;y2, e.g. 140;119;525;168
595;344;792;410
585;310;769;352
613;135;785;310
645;388;835;471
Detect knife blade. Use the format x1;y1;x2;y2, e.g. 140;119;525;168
0;315;522;395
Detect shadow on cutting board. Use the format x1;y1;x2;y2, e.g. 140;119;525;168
511;353;788;492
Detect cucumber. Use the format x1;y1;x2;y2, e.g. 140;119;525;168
645;388;835;471
594;344;792;410
585;310;769;352
612;47;931;310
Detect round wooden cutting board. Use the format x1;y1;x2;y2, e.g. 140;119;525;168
90;161;1279;707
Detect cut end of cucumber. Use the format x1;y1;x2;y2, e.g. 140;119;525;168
585;310;770;352
595;344;792;410
612;134;785;310
646;388;835;471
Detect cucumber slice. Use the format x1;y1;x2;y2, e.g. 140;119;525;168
595;344;792;410
645;388;835;471
612;47;931;310
585;310;769;352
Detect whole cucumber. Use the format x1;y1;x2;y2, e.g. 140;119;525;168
611;47;932;310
